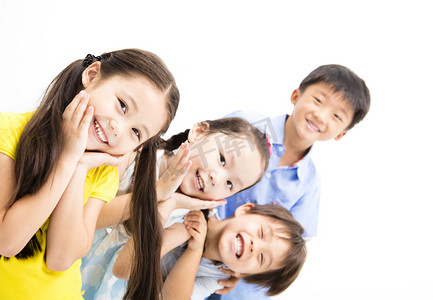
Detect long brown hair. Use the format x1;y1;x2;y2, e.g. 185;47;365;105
122;136;162;300
3;49;179;299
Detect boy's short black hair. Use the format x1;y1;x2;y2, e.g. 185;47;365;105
299;64;370;130
242;204;307;296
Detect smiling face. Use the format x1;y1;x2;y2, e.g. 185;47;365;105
290;82;355;143
83;63;168;155
178;126;264;200
217;211;291;275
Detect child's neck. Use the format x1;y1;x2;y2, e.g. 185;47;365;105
278;115;312;167
202;217;226;262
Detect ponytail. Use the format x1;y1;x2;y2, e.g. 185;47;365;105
123;136;163;300
160;129;189;153
2;48;179;260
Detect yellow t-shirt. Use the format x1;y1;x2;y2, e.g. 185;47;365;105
0;112;119;299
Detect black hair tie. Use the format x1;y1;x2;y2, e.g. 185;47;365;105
153;136;161;148
83;54;102;67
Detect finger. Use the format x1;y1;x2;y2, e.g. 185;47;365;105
63;90;86;120
186;225;200;239
184;220;201;231
218;277;240;287
171;159;191;177
216;281;235;288
169;142;187;170
185;212;206;224
71;92;90;127
185;210;203;218
78;105;94;133
214;287;232;295
194;199;227;210
177;148;191;170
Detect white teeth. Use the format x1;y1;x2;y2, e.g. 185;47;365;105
235;234;243;258
94;120;108;143
196;171;204;191
307;120;320;132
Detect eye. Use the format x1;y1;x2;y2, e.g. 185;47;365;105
132;128;141;140
219;154;226;166
313;97;322;104
260;227;264;238
260;253;264;265
227;180;233;190
334;114;342;121
118;99;127;113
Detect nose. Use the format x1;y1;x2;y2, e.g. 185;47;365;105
313;109;325;122
249;238;259;257
209;169;218;185
109;119;121;137
249;236;268;256
312;109;328;126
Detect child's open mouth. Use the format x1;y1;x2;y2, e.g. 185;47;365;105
94;119;108;144
195;170;204;191
306;119;320;133
234;234;244;258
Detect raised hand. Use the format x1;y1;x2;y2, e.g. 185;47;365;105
78;151;128;172
157;142;192;201
215;267;242;295
183;210;207;252
60;91;93;164
170;192;226;211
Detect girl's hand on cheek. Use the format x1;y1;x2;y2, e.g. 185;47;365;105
78;151;128;172
157;142;191;201
60;91;93;164
184;210;207;252
170;192;226;211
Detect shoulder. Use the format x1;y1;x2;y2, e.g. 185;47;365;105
0;112;34;159
86;166;119;203
87;165;119;181
0;112;33;133
191;260;228;300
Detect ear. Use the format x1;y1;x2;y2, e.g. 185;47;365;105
334;131;347;141
188;122;210;143
82;61;101;88
290;89;301;106
234;203;255;217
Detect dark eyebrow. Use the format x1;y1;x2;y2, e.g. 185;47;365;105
316;90;328;100
123;90;150;138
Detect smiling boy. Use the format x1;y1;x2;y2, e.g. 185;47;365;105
215;64;370;299
160;204;306;300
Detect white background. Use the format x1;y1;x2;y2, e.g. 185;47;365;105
1;1;432;299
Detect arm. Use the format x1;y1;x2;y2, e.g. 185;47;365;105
96;193;131;229
112;235;134;280
0;92;92;257
46;163;103;271
0;153;78;257
46;151;124;271
161;211;207;300
112;223;190;280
